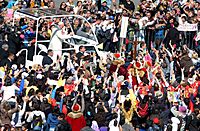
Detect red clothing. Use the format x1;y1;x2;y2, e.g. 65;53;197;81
66;112;86;131
64;84;75;95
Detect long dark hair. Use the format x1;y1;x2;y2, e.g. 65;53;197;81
124;99;131;112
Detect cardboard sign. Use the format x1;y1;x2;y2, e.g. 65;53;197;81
177;23;198;32
120;17;129;38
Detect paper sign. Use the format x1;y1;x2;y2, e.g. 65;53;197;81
7;9;13;18
177;23;198;32
120;17;129;38
168;91;180;102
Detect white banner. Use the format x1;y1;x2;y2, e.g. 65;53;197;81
177;23;198;31
120;17;129;38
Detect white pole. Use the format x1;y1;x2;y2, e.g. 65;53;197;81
34;18;39;63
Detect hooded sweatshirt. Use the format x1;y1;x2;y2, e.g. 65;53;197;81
47;113;59;129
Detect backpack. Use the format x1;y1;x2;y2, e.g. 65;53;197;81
138;103;148;118
32;114;43;131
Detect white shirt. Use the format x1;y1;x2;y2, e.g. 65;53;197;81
27;111;46;124
1;85;20;101
11;102;27;127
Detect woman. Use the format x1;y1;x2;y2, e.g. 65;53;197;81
48;1;55;8
59;2;66;11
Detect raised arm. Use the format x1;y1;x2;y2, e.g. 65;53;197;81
81;94;85;113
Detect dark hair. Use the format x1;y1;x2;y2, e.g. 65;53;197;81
59;2;66;10
48;49;53;54
28;88;35;97
124;99;131;112
79;45;84;51
36;90;42;95
114;119;118;127
33;103;40;110
58;113;65;119
174;21;179;27
112;113;118;119
97;105;105;113
86;120;92;127
52;106;60;115
0;16;4;25
166;124;172;131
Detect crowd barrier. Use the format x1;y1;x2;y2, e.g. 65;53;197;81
127;28;198;50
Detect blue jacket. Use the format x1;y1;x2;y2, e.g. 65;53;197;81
47;113;59;128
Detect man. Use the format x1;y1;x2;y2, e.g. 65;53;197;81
48;22;73;62
38;31;49;48
163;21;180;49
100;1;109;12
0;43;9;60
76;46;87;65
42;49;53;67
120;0;135;15
11;96;29;131
85;11;93;23
55;113;72;131
76;22;94;40
73;19;81;34
0;53;15;68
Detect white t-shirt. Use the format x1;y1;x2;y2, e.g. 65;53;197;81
1;85;20;101
26;111;46;124
109;119;120;131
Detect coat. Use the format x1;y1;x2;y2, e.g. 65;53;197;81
180;54;193;74
48;27;71;62
0;101;18;126
47;113;59;129
66;112;86;131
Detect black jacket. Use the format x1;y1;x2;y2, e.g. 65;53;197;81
55;120;72;131
163;27;180;48
42;55;53;67
0;58;12;68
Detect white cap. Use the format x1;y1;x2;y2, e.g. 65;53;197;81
118;76;124;83
188;78;195;85
11;64;17;70
36;74;43;79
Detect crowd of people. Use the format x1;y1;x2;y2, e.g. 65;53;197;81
0;0;200;131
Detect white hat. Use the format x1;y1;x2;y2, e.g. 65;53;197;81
118;76;124;83
11;64;18;70
188;78;195;85
36;74;43;79
22;72;29;78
